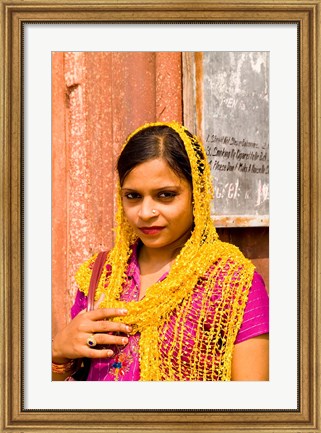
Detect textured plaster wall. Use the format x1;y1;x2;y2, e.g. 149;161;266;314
52;52;182;335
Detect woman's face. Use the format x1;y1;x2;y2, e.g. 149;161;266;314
121;158;193;252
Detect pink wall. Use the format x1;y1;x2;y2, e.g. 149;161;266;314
52;52;182;335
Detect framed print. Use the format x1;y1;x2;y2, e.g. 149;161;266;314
1;0;320;432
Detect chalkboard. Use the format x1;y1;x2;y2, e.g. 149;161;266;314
202;52;269;223
198;52;269;226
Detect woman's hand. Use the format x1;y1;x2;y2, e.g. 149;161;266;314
52;307;131;364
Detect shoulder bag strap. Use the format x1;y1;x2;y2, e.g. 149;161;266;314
86;251;108;312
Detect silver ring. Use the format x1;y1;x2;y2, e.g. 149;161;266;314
86;335;97;348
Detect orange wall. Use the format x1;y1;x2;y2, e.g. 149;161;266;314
52;52;183;335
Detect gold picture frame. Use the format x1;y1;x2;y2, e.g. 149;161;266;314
1;0;320;431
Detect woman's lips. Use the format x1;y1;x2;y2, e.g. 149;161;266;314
139;226;165;235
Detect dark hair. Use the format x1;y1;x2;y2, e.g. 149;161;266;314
117;125;193;186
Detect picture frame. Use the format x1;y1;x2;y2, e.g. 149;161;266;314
1;0;320;432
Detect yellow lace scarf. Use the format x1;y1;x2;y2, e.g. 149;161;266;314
75;122;255;381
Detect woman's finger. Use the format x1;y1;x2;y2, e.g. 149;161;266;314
93;320;132;334
87;332;129;348
86;307;128;321
83;347;115;359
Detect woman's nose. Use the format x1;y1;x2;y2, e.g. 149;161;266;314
138;198;157;220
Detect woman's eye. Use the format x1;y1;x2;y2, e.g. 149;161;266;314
158;191;177;199
124;192;141;200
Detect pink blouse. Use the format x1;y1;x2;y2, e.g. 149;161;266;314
71;244;269;381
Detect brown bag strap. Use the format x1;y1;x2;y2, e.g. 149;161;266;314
86;251;108;312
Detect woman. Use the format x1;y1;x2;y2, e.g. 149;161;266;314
52;122;269;381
